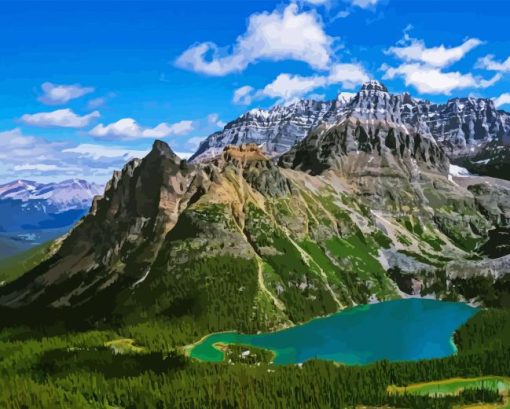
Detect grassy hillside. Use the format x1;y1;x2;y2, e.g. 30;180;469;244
0;241;53;285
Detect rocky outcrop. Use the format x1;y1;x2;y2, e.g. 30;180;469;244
0;141;208;308
280;81;448;176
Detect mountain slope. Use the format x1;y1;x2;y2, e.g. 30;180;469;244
1;140;509;331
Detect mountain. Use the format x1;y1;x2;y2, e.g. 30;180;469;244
0;179;102;211
1;83;508;330
190;99;333;162
191;81;510;180
0;179;103;259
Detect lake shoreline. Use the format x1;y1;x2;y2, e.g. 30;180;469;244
188;299;479;366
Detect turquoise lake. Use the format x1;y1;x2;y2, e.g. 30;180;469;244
190;299;478;365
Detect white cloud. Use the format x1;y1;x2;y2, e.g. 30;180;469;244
261;73;327;101
233;86;256;105
176;4;333;76
476;54;510;72
328;63;370;88
382;63;501;95
0;129;66;161
349;0;381;8
186;136;207;151
62;144;150;160
333;10;351;19
13;163;76;172
21;109;100;128
494;93;510;108
207;113;226;128
144;121;194;137
0;128;176;184
386;38;482;68
87;97;106;109
236;62;369;104
38;82;94;105
383;33;500;95
90;118;194;140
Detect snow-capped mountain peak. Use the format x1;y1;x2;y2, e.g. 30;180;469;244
190;81;510;165
0;179;103;211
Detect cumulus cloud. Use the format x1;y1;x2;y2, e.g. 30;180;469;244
89;118;194;140
176;4;333;76
382;63;501;95
386;38;483;68
349;0;382;8
476;54;510;72
21;109;100;128
207;113;226;128
233;86;256;105
235;62;369;104
383;32;499;95
494;93;510;108
261;73;327;101
38;82;94;105
328;63;370;88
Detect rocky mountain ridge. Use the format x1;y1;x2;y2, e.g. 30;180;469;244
1;123;508;330
191;81;509;180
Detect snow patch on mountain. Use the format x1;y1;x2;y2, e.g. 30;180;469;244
191;81;510;165
0;179;103;212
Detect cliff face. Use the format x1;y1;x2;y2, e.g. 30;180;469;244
190;100;332;162
192;81;510;180
0;141;208;309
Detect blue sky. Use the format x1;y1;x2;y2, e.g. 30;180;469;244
1;0;509;184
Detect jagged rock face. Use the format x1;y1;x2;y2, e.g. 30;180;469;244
213;144;293;197
403;97;508;155
453;139;510;180
280;118;447;176
190;100;332;162
192;81;509;179
0;141;207;308
279;81;449;182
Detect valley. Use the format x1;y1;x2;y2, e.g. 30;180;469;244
0;81;508;408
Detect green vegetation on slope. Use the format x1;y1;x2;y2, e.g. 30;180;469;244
0;241;53;285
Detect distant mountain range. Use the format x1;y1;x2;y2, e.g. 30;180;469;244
191;81;510;180
0;179;102;259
